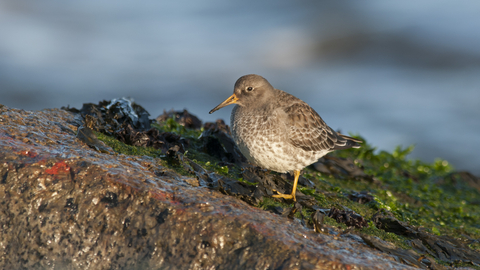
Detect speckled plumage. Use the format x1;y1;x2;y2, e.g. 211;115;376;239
231;90;328;173
210;74;361;200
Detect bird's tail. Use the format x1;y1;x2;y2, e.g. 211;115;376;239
334;134;362;150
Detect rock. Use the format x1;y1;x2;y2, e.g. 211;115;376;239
116;124;189;154
199;119;247;165
156;109;202;129
347;191;375;204
360;235;431;269
373;209;419;237
63;97;151;134
76;126;112;154
328;207;368;229
0;105;418;269
373;209;480;266
312;156;376;182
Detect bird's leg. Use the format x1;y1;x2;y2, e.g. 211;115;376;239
272;170;300;201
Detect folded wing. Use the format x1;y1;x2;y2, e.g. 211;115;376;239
284;102;361;152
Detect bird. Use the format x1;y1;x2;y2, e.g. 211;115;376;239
209;74;361;201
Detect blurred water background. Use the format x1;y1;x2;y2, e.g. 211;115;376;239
1;1;479;175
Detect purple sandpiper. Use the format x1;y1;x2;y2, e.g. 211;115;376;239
209;74;361;201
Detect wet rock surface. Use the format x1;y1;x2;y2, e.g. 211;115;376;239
0;104;420;269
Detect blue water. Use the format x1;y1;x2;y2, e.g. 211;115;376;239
1;1;479;174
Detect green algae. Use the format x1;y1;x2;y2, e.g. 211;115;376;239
96;132;165;158
360;222;412;250
330;135;480;244
96;121;480;267
154;118;202;138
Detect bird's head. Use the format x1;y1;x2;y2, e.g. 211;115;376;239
209;74;275;114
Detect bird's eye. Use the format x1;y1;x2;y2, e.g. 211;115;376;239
246;87;253;92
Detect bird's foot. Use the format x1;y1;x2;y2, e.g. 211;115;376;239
272;191;296;201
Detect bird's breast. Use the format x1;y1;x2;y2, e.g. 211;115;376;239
230;107;294;172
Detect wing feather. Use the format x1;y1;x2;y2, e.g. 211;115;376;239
284;102;361;152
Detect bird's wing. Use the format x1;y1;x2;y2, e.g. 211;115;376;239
284;102;358;152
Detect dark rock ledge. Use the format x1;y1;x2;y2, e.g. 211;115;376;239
0;105;417;270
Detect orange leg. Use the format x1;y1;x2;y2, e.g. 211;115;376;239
273;170;300;201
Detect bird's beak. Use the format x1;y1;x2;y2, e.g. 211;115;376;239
209;94;238;114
